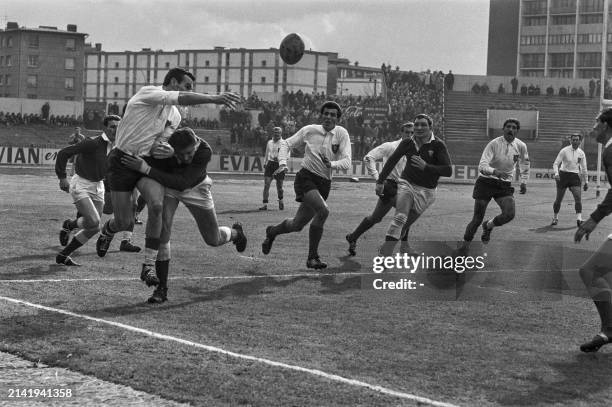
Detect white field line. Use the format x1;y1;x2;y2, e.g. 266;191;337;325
0;295;460;407
0;268;571;284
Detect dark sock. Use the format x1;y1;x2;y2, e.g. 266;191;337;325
155;260;170;288
380;236;399;256
60;237;83;256
308;225;324;259
594;301;612;336
350;217;374;241
270;219;291;237
102;220;117;236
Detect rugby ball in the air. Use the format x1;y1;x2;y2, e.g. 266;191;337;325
279;33;305;65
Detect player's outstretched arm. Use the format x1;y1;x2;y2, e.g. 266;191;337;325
177;91;241;109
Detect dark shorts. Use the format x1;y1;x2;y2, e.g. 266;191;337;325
106;149;145;192
294;168;331;202
379;179;398;205
556;170;581;189
264;160;284;180
472;177;514;201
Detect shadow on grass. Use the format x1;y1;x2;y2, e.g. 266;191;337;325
216;209;267;215
88;275;315;318
530;225;576;233
496;353;612;406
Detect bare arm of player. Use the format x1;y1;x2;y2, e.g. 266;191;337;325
518;143;530;184
552;149;563;179
177;91;241;109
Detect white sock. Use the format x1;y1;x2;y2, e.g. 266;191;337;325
219;226;232;244
121;231;132;241
577;213;582;221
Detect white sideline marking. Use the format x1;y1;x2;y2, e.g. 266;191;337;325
0;267;565;284
0;295;460;407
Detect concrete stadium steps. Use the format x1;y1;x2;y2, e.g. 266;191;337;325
444;91;599;144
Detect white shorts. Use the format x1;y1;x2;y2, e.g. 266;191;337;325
70;174;104;204
165;176;214;210
396;179;436;215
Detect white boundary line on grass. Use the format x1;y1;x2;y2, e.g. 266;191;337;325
0;295;460;407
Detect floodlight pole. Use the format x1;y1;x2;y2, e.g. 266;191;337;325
597;0;610;198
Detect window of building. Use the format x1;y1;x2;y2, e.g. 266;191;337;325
552;15;576;25
27;94;37;99
580;14;603;24
0;56;4;66
521;53;545;68
225;53;230;65
523;16;547;26
551;0;576;12
64;96;74;101
519;69;545;77
578;33;602;43
580;0;604;12
0;76;3;85
28;34;39;48
114;77;119;83
579;68;601;78
65;38;76;51
5;75;11;86
65;58;75;70
578;52;601;67
114;92;118;98
262;60;267;67
521;35;547;45
548;34;575;45
7;37;13;47
65;77;74;90
261;77;266;83
27;75;37;87
549;52;574;67
5;55;11;66
205;60;210;67
548;69;574;78
523;0;547;15
115;62;120;68
28;55;39;67
165;62;170;68
0;37;5;48
204;76;209;83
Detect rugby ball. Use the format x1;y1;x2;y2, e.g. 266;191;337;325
279;33;305;65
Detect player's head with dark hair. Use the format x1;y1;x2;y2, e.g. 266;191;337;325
320;101;342;118
400;121;414;138
103;114;121;141
169;127;199;165
103;114;121;128
503;118;520;130
163;68;195;91
414;114;433;128
597;107;612;126
570;133;582;149
593;107;612;143
320;101;342;131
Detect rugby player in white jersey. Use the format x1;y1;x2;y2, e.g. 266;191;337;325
551;133;588;227
96;67;240;286
261;101;352;269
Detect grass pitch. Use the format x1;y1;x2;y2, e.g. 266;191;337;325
1;167;612;406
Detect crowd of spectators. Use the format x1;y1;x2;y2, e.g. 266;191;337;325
472;77;612;99
0;111;82;127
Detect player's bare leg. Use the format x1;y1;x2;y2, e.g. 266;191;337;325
460;199;490;252
568;185;583;227
579;240;612;352
57;198;103;266
260;176;272;210
186;205;246;251
552;186;567;225
97;191;134;257
346;198;393;256
136;177;166;286
481;195;515;243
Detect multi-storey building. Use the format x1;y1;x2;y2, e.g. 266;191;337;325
0;22;87;100
84;45;329;106
488;0;612;79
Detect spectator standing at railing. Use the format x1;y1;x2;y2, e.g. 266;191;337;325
511;77;519;95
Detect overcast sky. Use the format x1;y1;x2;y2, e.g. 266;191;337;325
2;0;490;74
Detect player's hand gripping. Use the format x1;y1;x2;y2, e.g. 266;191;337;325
519;183;527;194
583;183;589;192
375;183;384;197
492;169;510;180
319;153;332;168
151;141;174;159
59;178;70;193
120;155;151;175
575;217;597;242
410;155;427;170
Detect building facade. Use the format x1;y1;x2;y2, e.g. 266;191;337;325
488;0;612;79
84;45;329;106
0;22;87;100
